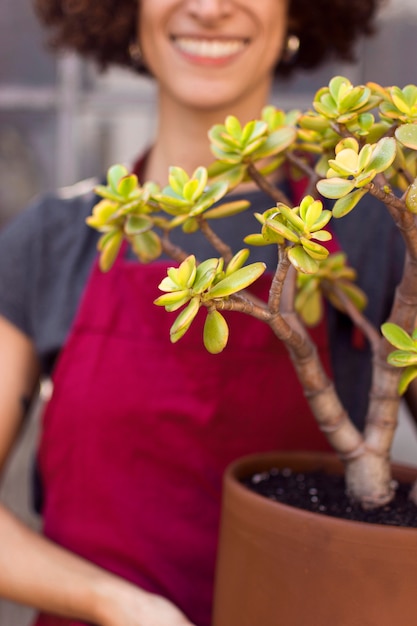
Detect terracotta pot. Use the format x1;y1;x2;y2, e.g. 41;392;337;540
212;451;417;626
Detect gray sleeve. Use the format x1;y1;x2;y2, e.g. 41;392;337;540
0;190;100;371
0;197;41;337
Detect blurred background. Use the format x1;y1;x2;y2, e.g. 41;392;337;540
1;0;417;623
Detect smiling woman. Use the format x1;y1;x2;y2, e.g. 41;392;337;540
137;0;288;122
0;1;389;626
34;0;381;77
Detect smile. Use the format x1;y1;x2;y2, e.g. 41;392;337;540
172;37;248;59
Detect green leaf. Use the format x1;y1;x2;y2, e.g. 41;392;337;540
299;113;330;132
328;148;359;176
183;179;200;202
154;290;191;311
225;249;250;276
192;166;208;197
176;255;197;288
278;204;304;231
193;259;221;293
189;181;229;216
357;144;373;171
207;262;266;298
300;237;329;260
398;366;417;395
265;218;299;243
208;125;241;150
295;288;323;326
108;164;129;192
182;217;199;233
251;127;296;159
86;199;119;229
210;145;242;164
406;179;417;214
125;215;153;235
304;200;323;229
391;88;412;114
243;233;271;246
93;185;123;203
98;230;123;272
288;245;319;274
387;350;417;367
170;296;201;343
367;137;396;174
395;124;417;150
381;322;417;350
332;188;367;218
130;231;162;263
203;310;229;354
317;178;355;199
354;169;377;187
193;258;221;293
312;229;332;242
241;120;266;145
225;115;242;139
117;174;139;197
242;137;267;156
168;167;189;195
204;199;250;219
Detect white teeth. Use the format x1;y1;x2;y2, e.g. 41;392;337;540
173;37;246;58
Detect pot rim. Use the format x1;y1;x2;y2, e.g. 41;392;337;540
223;450;417;535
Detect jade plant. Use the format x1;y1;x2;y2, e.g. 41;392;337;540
87;76;417;511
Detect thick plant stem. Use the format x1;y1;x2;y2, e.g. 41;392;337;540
343;449;395;509
246;162;291;206
197;217;234;263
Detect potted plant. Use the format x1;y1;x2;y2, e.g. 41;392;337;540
87;76;417;625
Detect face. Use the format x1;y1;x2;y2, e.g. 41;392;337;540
138;0;289;114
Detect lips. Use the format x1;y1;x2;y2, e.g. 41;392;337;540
171;36;249;59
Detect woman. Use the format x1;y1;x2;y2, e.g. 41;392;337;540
0;1;387;625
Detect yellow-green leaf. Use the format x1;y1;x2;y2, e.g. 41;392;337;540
396;124;417;150
170;297;200;343
317;178;355;199
203;310;229;354
98;230;123;272
381;322;417;351
332;188;367;218
207;262;266;298
398;366;417;395
288;245;319;274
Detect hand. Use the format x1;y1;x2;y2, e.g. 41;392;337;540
98;579;197;626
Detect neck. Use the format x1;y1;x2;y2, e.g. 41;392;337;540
143;81;273;187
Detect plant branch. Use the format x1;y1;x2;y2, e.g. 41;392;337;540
366;178;417;260
362;251;417;486
285;151;318;181
246;162;292;205
212;293;271;322
325;283;381;354
267;250;291;314
161;233;189;264
197;217;234;263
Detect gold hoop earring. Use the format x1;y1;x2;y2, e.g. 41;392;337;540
129;41;144;71
282;34;300;64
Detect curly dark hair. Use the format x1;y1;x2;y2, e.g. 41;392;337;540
33;0;384;77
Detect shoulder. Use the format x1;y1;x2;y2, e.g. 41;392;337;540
0;177;99;248
0;178;101;350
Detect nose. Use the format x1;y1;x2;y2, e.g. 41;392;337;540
187;0;233;22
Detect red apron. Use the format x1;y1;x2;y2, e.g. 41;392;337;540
34;247;331;626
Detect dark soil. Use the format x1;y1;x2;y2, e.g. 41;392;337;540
242;467;417;528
